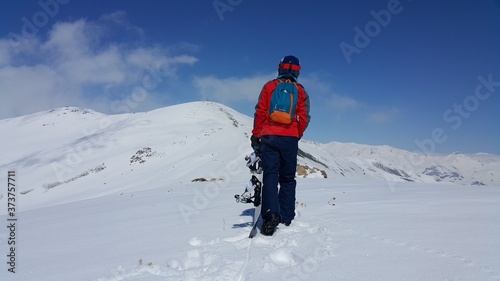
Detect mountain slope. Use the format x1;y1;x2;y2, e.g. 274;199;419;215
1;102;256;210
1;101;498;211
1;101;500;281
298;140;500;186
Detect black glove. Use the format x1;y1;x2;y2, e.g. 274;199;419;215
250;135;261;153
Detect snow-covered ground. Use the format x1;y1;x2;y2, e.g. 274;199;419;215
2;179;500;281
1;101;499;281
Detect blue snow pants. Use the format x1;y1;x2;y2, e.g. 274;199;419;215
260;135;298;224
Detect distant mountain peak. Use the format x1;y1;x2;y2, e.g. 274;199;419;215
1;101;498;210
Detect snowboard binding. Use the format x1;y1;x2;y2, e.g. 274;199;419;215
234;152;262;207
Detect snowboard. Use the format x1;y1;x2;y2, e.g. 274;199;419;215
234;152;263;238
248;173;262;238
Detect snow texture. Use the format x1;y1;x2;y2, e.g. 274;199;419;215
0;101;499;281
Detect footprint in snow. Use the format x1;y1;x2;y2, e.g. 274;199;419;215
250;220;336;275
98;219;336;281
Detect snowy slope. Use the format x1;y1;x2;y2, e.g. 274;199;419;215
1;101;498;211
1;101;499;281
2;179;500;281
298;140;500;186
1;102;256;210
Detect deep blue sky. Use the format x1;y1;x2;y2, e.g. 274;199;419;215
1;0;499;154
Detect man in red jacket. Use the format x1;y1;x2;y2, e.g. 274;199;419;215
251;55;311;236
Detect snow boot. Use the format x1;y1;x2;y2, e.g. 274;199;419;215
260;213;280;236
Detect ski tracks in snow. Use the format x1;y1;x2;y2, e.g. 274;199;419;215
95;220;336;281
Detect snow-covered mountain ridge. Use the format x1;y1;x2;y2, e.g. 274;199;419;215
1;101;500;281
1;101;498;210
300;140;500;186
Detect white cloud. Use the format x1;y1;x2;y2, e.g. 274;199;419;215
126;47;169;68
126;49;198;79
98;11;144;38
298;74;332;94
42;20;96;59
0;37;40;67
297;73;361;112
99;10;128;24
174;42;201;53
367;107;402;124
0;40;12;66
192;72;345;105
193;74;273;102
0;64;83;118
0;13;198;119
328;94;360;111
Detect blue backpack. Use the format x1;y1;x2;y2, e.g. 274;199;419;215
269;79;299;124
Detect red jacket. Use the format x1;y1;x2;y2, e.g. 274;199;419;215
252;78;310;139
